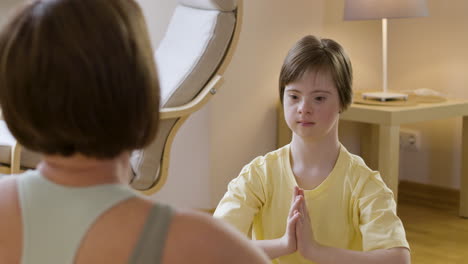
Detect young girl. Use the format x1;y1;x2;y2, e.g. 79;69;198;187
0;0;269;263
214;35;410;264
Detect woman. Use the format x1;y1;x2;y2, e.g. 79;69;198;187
0;0;269;263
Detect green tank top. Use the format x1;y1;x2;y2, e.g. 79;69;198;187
16;170;173;264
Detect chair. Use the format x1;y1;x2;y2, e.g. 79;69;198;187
0;113;38;174
0;119;23;174
130;0;242;194
0;0;242;196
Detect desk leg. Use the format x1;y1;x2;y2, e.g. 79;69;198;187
360;124;379;170
460;116;468;218
378;125;400;200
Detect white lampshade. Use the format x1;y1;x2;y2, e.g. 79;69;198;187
344;0;429;21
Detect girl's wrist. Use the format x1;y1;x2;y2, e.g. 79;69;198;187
279;235;295;255
303;242;323;261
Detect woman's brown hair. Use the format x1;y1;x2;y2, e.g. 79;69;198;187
0;0;160;158
279;35;353;111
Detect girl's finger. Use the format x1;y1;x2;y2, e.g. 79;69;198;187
299;196;307;216
289;194;300;218
299;188;305;197
296;220;303;240
291;195;303;213
293;187;299;201
288;198;301;218
289;187;299;217
300;196;311;220
289;210;301;224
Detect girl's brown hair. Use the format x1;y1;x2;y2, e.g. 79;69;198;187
279;35;353;111
0;0;160;158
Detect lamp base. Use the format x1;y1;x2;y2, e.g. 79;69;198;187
362;91;408;102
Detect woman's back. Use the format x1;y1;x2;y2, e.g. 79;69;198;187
0;0;268;262
0;170;164;264
0;171;268;264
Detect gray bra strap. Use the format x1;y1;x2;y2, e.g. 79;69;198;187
128;203;173;264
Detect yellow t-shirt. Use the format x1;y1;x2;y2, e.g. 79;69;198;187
214;144;409;264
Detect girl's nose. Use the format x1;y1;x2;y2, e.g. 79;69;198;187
298;100;311;114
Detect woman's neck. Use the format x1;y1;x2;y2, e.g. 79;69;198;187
37;152;131;187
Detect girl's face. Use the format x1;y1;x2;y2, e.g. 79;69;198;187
283;69;341;142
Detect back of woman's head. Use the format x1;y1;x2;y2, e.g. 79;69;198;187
0;0;160;159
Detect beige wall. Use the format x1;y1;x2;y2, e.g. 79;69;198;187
142;0;468;197
321;0;383;156
138;0;326;208
322;0;382;92
389;0;468;189
0;0;19;27
209;0;325;207
0;0;464;208
136;0;211;208
322;0;467;190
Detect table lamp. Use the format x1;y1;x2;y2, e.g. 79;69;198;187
344;0;428;101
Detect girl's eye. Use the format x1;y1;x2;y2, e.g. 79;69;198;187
315;96;326;102
288;94;298;100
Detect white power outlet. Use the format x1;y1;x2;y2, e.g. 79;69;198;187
400;128;421;151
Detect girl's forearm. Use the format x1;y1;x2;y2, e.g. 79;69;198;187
253;238;293;260
306;246;410;264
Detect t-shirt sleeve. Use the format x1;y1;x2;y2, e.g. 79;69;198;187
358;173;410;251
213;163;266;237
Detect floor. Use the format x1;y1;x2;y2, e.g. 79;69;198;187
398;191;468;264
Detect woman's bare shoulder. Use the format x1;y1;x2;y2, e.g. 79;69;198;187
0;176;21;263
162;208;269;264
0;175;18;214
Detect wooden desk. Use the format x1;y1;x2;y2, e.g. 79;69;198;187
277;99;468;218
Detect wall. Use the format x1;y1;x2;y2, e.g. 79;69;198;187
136;0;211;208
322;0;467;190
321;0;383;155
0;0;19;27
1;0;463;207
209;0;325;207
389;0;468;189
136;0;325;208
